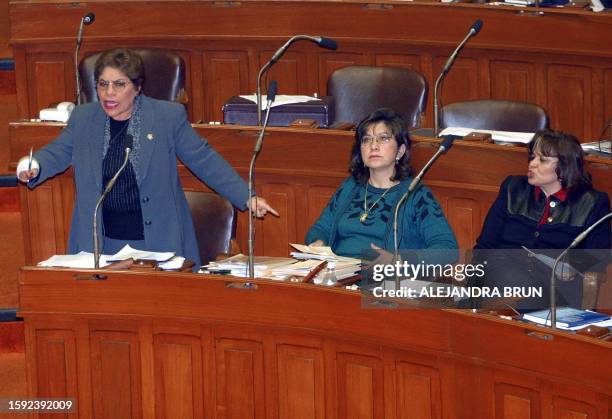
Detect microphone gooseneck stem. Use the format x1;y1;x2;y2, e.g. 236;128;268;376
256;62;273;126
75;18;85;105
408;145;447;192
549;248;570;330
548;212;612;329
93;149;131;269
433;29;477;137
433;72;445;138
247;102;273;277
392;138;454;277
255;35;337;125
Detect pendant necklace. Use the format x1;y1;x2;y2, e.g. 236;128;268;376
360;183;391;223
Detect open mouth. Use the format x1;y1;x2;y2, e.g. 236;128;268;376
103;101;119;110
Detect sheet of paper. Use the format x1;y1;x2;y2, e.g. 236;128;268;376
239;95;319;110
290;243;336;256
439;127;535;144
37;251;111;268
109;245;174;262
158;256;185;270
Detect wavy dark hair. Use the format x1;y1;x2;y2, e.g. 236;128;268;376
349;108;414;184
528;129;592;194
94;48;144;89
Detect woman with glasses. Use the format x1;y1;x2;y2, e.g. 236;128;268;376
16;48;277;267
306;108;457;260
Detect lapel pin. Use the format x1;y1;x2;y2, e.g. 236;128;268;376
147;133;154;141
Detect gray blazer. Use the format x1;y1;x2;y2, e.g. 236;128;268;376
30;95;249;266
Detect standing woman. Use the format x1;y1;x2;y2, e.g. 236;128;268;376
16;48;277;266
306;108;457;259
474;129;611;309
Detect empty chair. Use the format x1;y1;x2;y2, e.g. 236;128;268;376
440;99;549;132
184;191;237;266
327;66;428;128
79;47;186;103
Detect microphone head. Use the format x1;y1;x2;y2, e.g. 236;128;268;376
439;135;456;153
266;80;278;103
318;37;338;51
470;19;483;35
124;134;133;151
83;12;96;25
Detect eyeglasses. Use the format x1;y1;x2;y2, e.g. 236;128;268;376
361;134;394;146
96;79;132;92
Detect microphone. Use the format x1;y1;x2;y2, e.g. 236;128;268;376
269;36;338;64
75;12;96;105
254;80;277;153
596;118;611;154
433;20;483;137
392;135;456;259
93;134;133;269
247;81;277;278
549;212;612;329
256;35;338;125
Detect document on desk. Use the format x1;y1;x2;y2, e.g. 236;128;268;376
239;95;319;110
270;259;361;282
108;244;174;262
203;254;296;278
289;243;359;263
38;251;111;268
37;245;175;269
581;140;611;155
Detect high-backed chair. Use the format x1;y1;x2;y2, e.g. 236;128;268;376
79;48;186;103
440;99;549;132
327;66;428;128
184;191;237;266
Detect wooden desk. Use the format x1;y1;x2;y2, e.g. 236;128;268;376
9;121;612;265
9;0;612;139
18;267;612;418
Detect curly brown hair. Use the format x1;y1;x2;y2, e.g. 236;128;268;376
349;108;414;184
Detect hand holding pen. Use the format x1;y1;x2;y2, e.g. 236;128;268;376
16;146;40;183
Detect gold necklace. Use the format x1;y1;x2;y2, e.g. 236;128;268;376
360;183;392;223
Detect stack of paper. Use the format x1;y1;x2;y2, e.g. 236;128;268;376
289;243;360;264
269;259;361;283
203;254;296;278
37;245;176;269
581;140;611;155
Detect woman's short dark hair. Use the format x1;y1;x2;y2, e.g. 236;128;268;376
349;108;413;184
528;129;591;194
94;48;144;89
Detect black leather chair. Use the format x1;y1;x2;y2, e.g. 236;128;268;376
184;191;237;266
440;99;549;132
327;66;428;128
79;48;186;103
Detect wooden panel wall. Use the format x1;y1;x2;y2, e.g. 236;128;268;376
18;270;612;419
9;1;612;140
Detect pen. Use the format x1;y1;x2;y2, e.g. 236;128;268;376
302;260;328;283
28;146;33;172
